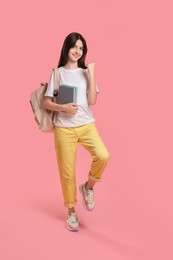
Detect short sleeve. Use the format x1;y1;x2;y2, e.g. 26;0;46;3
44;70;54;97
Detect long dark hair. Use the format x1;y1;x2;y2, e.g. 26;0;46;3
58;32;87;69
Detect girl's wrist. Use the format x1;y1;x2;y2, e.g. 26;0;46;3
55;104;66;112
61;104;67;112
88;70;96;79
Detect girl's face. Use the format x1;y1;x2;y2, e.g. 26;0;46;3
68;39;83;63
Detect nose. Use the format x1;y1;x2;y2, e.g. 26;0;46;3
75;48;80;54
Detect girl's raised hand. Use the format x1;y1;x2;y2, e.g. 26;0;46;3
87;62;96;75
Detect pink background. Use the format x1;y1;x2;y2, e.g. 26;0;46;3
0;0;173;259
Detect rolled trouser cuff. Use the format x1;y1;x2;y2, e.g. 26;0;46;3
64;199;77;209
88;171;102;182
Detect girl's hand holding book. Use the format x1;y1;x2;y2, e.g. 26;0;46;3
63;103;78;115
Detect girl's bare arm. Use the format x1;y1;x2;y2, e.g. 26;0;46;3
87;63;97;106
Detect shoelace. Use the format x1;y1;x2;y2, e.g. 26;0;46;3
86;189;94;204
68;214;78;223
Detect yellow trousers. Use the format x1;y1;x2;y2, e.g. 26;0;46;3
54;122;110;208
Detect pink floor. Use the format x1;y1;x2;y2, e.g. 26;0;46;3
1;140;173;260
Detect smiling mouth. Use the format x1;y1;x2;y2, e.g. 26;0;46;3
73;54;80;58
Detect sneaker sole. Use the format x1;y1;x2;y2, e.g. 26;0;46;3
66;224;79;232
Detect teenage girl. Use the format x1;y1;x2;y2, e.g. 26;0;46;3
43;32;110;232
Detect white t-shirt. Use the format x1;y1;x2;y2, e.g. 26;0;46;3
44;66;99;127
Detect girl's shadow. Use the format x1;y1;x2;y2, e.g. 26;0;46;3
29;198;87;229
29;199;66;222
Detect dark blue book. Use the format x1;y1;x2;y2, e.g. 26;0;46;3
57;84;78;104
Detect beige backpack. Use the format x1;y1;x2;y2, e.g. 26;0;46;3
30;68;60;132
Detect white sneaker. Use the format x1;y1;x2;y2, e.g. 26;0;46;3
66;212;79;232
79;182;95;211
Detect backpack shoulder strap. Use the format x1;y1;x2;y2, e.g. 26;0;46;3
54;68;60;91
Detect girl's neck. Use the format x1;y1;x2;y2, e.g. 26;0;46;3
63;61;78;70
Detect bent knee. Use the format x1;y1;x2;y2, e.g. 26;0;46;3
97;150;110;162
